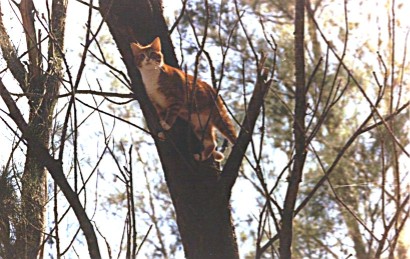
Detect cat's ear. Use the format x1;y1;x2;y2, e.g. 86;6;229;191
151;37;161;52
130;42;142;57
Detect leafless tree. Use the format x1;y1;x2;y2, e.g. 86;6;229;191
0;0;408;258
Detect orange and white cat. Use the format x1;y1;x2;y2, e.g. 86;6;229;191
130;37;237;161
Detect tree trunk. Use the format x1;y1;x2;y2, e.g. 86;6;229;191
99;0;240;258
7;0;68;257
279;0;306;258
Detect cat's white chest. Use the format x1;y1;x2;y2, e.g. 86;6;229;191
139;68;167;108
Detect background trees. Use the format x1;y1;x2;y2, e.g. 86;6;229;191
0;0;408;258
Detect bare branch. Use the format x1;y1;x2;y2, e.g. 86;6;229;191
222;57;272;193
19;0;41;78
0;79;102;258
279;0;306;257
306;2;409;158
0;2;28;91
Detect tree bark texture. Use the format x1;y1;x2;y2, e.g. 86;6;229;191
279;0;307;258
99;1;240;258
10;0;67;258
0;0;102;258
0;78;102;259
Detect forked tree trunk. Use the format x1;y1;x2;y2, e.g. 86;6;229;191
99;1;238;258
99;1;272;257
0;0;68;258
99;1;243;258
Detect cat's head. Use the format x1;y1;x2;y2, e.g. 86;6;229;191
130;37;164;70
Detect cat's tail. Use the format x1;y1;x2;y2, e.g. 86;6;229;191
213;95;237;144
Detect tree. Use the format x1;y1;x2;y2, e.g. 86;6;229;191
0;0;101;258
279;0;306;257
98;1;272;258
239;0;409;258
0;0;408;258
0;0;68;257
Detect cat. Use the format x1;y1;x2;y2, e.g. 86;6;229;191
130;37;237;161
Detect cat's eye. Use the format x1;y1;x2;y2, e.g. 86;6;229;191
138;53;146;60
149;52;160;60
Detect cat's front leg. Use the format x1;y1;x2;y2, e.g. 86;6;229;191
156;108;176;141
161;102;182;131
159;120;171;131
156;109;168;140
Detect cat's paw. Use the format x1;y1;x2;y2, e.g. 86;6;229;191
194;152;224;162
160;120;171;131
213;151;224;162
193;154;202;161
157;131;166;141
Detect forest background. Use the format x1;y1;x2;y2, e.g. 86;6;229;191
0;0;409;258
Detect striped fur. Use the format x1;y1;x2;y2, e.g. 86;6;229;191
130;37;237;161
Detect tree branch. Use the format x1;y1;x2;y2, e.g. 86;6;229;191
0;2;28;91
19;0;41;79
0;79;102;259
221;61;272;194
279;0;306;257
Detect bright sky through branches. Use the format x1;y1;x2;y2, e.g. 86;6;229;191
0;0;408;257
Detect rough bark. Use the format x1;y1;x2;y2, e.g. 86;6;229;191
14;0;63;257
0;78;102;259
0;0;76;258
98;1;239;258
97;0;271;258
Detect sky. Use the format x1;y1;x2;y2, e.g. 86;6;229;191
0;0;409;258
